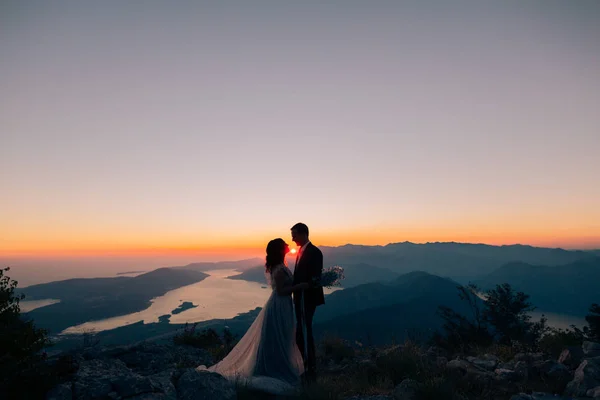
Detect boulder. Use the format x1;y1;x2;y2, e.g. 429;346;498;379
583;341;600;358
446;358;471;372
128;394;175;400
466;356;498;371
176;369;236;400
558;346;584;367
72;359;161;399
494;368;521;382
514;353;544;363
392;378;418;400
425;346;447;357
436;356;448;368
46;383;72;400
510;393;567;400
564;356;600;397
514;361;529;379
380;345;404;357
112;344;212;376
148;369;177;400
545;362;572;382
586;385;600;398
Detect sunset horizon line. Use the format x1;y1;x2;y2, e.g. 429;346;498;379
3;237;599;259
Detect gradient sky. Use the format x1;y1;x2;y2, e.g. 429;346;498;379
2;1;600;257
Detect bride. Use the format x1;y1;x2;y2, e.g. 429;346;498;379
196;238;309;394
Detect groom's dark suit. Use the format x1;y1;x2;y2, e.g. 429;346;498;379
293;242;325;376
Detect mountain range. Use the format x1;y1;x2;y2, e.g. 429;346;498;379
319;242;596;282
475;256;600;316
20;268;209;333
228;262;398;288
313;271;472;344
15;242;600;348
171;258;262;273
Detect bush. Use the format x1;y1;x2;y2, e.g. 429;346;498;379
173;324;238;362
584;303;600;342
433;284;493;353
434;283;547;353
0;267;54;399
375;341;429;385
537;326;584;358
320;335;355;364
483;283;537;345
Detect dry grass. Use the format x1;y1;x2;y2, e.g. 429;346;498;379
236;336;574;400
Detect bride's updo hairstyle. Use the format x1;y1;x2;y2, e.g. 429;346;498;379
265;238;288;274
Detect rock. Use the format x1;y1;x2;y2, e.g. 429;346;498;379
148;369;177;400
509;393;567;400
583;342;600;358
514;361;529;379
495;368;521;382
466;356;498;371
545;362;572;383
564;356;600;397
446;359;471;372
465;367;495;385
587;385;600;398
558;346;585;367
112;374;157;398
72;359;159;399
392;378;418;400
446;357;495;385
113;344;212;376
514;353;545;363
46;383;72;400
498;360;516;370
426;346;447;357
436;356;448;368
176;369;235;400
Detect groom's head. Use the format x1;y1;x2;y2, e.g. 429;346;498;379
291;222;309;247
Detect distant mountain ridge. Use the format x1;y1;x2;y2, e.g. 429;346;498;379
172;258;263;272
228;262;398;288
20;268;209;333
312;271;475;344
319;241;595;281
314;271;461;323
475;256;600;316
15;242;600;349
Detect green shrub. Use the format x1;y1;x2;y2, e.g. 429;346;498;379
375;341;429;385
173;324;238;363
0;267;55;399
536;327;584;358
320;335;355;364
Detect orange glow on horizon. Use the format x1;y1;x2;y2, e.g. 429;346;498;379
2;229;599;259
2;215;600;258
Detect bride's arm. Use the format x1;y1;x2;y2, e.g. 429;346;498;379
274;269;309;296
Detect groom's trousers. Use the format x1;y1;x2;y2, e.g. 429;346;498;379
295;300;317;374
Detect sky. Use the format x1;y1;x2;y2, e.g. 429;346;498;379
2;0;600;259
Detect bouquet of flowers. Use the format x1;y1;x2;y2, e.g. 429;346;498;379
313;265;345;288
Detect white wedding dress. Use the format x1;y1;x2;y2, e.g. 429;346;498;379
196;264;304;394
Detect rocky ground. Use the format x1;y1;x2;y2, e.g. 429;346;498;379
44;340;600;400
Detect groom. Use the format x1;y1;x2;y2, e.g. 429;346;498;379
291;222;325;383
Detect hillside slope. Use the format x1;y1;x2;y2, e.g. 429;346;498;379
228;262;398;288
475;257;600;316
320;242;594;281
21;268;208;333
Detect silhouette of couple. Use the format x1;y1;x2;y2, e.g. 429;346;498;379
197;223;324;394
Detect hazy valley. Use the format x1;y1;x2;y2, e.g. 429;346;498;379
6;241;600;400
11;242;598;351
